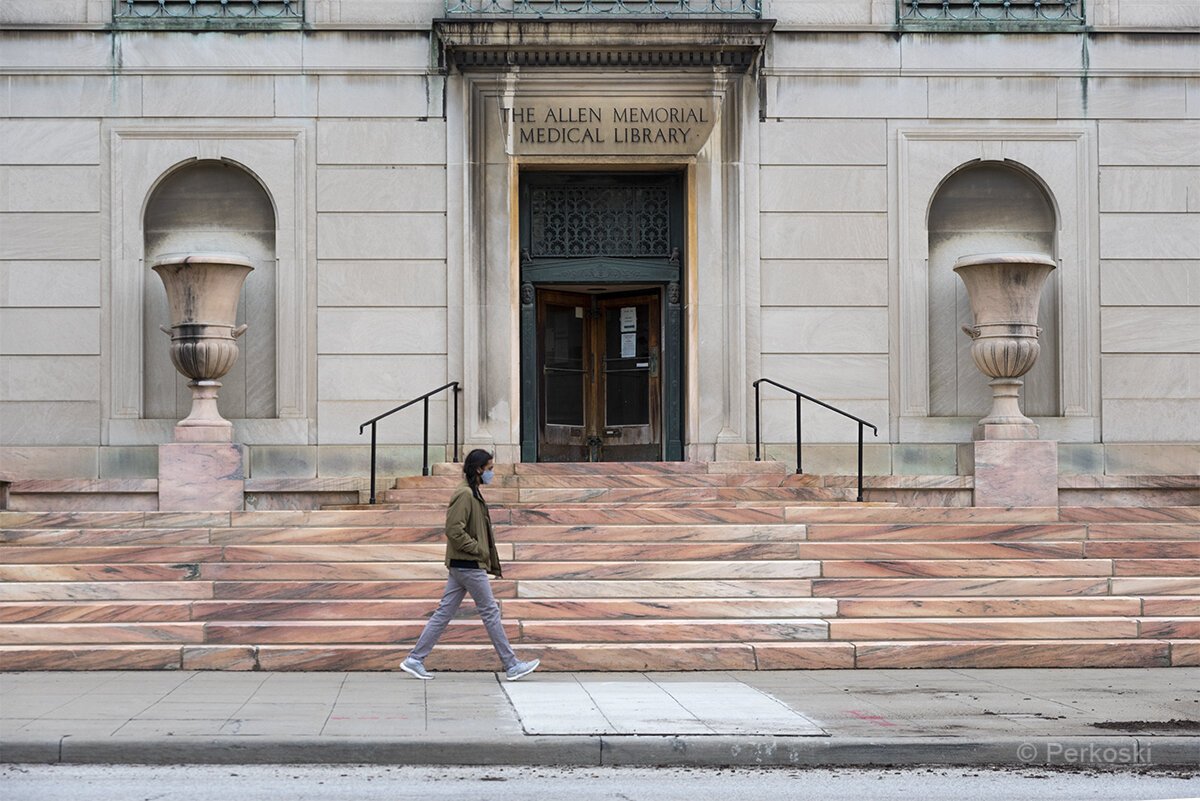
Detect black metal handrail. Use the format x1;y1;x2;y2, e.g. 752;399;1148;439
752;378;879;503
358;382;461;504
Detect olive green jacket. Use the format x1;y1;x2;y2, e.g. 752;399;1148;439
443;481;502;577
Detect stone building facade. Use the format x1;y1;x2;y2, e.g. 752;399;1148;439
0;0;1197;483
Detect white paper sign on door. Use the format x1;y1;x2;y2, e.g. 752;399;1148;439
619;306;637;333
620;332;637;358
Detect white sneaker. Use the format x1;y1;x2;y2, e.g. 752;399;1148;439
400;657;434;680
505;658;540;681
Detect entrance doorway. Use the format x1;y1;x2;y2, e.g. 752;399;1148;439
518;171;684;462
538;288;662;462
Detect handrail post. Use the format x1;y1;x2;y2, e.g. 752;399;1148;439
369;422;377;505
452;383;460;463
754;381;761;461
795;395;803;475
857;421;865;503
422;397;430;477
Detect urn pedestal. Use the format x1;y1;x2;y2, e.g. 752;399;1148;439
953;253;1059;508
152;253;253;512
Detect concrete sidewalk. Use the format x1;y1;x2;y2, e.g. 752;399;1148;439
2;668;1197;768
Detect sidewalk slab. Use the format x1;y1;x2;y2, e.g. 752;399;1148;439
1;669;1196;768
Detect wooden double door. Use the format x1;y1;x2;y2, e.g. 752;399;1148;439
537;288;662;462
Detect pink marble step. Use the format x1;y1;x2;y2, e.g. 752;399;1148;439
1084;523;1200;540
204;620;520;646
0;622;204;645
211;580;518;600
519;618;828;643
811;577;1110;597
1060;507;1200;523
1084;541;1200;558
510;543;806;562
0;601;194;623
513;579;815;598
380;487;854;504
0;564;201;582
1139;618;1200;638
0;528;212;546
1113;559;1200;576
501;560;820;580
1110;577;1200;595
1142;597;1200;615
853;640;1171;668
394;474;794;489
188;599;474;621
806;523;1087;541
835;597;1143;618
498;598;838;619
0;581;215;601
828;617;1140;641
212;527;445;545
0;546;225;564
0;512;231;529
0;645;184;670
819;559;1112;578
0;638;1183;671
496;524;810;543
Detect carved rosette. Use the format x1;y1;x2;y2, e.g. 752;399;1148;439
953;252;1056;438
153;253;254;439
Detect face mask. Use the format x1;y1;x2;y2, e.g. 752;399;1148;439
480;469;495;485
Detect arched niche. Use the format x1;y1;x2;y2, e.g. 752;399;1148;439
142;160;277;421
893;127;1098;445
108;128;311;447
927;161;1059;418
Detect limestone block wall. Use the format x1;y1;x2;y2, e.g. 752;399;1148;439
0;3;1197;480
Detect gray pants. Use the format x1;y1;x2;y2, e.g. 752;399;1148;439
408;567;516;669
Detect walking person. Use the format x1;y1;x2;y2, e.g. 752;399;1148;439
400;449;540;681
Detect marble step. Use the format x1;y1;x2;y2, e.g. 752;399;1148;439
203;620;521;646
510;541;1085;561
810;577;1113;597
0;581;217;602
826;617;1142;641
2;638;1189;672
833;597;1147;617
1142;597;1200;615
0;601;195;623
851;640;1176;669
818;559;1115;578
3;507;1197;530
1;596;1180;626
197;618;831;645
3;595;1178;626
431;462;754;476
211;580;518;600
393;473;797;489
1;524;1188;550
1113;559;1200;576
0;622;205;645
380;487;857;504
0;528;213;546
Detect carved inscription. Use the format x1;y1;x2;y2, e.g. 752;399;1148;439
503;100;716;155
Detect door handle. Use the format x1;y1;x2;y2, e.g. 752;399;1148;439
649;352;659;378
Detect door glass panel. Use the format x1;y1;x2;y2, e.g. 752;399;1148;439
544;304;585;426
604;304;650;427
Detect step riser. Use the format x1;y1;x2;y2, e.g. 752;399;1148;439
0;639;1186;671
4;597;1171;623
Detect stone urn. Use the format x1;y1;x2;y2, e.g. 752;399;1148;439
953;252;1057;440
153;253;253;441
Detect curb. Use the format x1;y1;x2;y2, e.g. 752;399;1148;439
3;735;1196;768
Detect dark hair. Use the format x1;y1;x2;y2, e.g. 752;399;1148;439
462;448;493;500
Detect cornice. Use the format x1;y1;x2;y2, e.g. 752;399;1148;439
432;18;775;72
